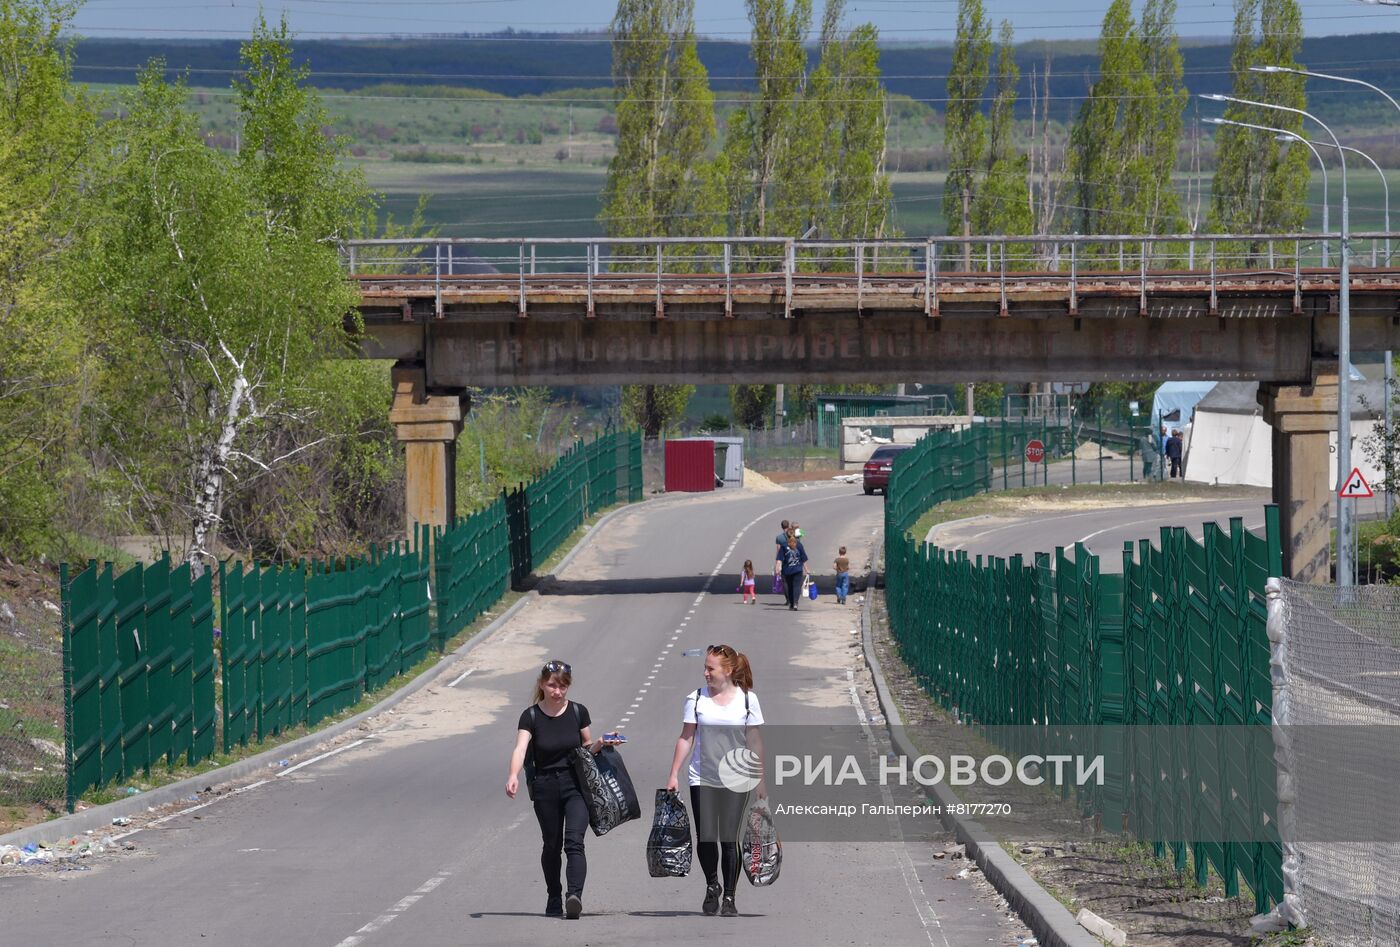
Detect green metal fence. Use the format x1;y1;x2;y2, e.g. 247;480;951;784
60;555;217;811
883;424;1286;912
61;429;644;810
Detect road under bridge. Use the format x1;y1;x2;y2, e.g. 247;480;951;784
349;233;1400;582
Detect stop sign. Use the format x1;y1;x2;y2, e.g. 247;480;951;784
1025;439;1045;464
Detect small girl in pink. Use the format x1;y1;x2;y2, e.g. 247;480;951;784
739;560;757;604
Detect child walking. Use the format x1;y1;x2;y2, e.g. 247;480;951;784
833;547;850;605
739;560;757;605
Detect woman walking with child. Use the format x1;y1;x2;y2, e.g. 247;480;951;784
776;534;809;610
665;645;765;917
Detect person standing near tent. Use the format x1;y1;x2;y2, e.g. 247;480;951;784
1140;431;1157;478
1166;429;1184;479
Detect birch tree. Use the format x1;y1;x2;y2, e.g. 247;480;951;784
89;23;369;568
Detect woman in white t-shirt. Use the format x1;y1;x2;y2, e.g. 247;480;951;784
665;644;765;918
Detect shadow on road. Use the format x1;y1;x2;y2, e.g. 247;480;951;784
534;574;870;597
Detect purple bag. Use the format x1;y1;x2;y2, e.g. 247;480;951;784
771;574;783;594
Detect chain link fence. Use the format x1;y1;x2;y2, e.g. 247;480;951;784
1271;579;1400;946
0;596;66;825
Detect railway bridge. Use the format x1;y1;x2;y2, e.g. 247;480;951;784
347;232;1400;581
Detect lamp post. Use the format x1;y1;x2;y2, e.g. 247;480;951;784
1254;63;1397;518
1203;116;1329;266
1202;92;1357;584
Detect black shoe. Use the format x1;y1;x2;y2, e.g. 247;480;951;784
545;895;563;917
702;883;722;915
565;893;582;919
720;896;738;917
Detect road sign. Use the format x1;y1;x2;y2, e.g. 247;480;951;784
1025;439;1045;464
1339;467;1373;499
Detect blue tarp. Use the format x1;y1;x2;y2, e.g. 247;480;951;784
1150;381;1216;428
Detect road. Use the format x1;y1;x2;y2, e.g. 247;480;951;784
927;493;1275;568
2;484;1029;946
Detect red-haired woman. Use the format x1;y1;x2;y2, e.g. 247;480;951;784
665;644;766;917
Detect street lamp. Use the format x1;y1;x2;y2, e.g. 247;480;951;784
1201;91;1357;584
1253;64;1397;518
1203;116;1330;266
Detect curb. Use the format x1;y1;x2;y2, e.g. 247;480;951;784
858;566;1100;947
1;500;642;851
924;513;992;547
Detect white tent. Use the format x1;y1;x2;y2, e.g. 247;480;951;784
1185;380;1388;490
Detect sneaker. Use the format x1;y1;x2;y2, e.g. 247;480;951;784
545;895;563;917
720;896;738;917
702;882;722;915
565;893;582;919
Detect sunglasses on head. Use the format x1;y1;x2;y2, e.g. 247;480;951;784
707;645;734;657
542;661;572;676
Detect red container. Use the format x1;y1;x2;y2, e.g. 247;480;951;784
664;439;716;492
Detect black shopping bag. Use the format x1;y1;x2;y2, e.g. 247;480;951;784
646;789;693;878
570;746;642;837
741;799;782;886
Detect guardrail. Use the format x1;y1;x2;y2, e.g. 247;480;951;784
344;231;1400;319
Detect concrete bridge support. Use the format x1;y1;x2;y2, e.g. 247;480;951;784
388;361;468;541
1259;367;1339;583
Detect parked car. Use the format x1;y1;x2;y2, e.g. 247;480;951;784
862;444;912;495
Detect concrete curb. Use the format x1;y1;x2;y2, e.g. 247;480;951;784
858;566;1100;947
1;500;643;851
924;513;992;547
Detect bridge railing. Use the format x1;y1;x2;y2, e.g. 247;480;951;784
344;232;1398;279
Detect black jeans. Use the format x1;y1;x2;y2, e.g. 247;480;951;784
532;767;588;898
690;785;751;897
782;571;802;608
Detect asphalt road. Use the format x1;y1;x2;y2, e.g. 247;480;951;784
926;495;1274;570
3;484;1030;947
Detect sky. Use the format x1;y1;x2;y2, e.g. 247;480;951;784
67;0;1400;43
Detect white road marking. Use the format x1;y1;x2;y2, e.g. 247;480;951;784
333;872;451;947
109;741;369;841
447;667;475;688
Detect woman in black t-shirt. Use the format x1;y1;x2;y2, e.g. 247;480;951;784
506;660;607;919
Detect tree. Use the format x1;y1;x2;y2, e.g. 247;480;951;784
87;19;372;568
730;384;776;429
1209;0;1309;245
602;0;722;440
1067;0;1186;244
723;0;813;239
0;0;95;555
971;21;1034;242
943;0;991;266
623;383;695;440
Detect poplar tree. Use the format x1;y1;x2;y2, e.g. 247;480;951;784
942;0;991;265
769;0;891;243
724;0;813;239
1209;0;1308;242
971;20;1033;242
1067;0;1185;243
602;0;722;438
